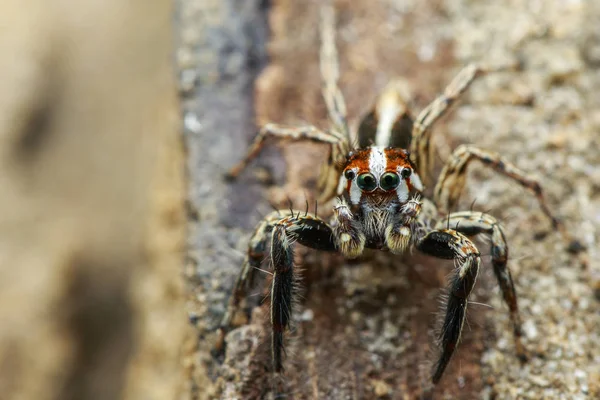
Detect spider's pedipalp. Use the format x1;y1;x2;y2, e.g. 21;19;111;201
385;196;422;254
416;229;481;384
434;144;560;229
333;198;365;258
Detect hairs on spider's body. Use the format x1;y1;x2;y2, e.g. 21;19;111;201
217;0;563;389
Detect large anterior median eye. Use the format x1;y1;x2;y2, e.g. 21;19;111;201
380;172;401;190
356;173;377;191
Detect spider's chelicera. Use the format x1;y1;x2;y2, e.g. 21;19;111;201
218;3;560;386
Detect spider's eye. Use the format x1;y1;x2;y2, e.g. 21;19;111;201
401;168;412;179
344;169;356;180
380;172;400;191
356;173;377;191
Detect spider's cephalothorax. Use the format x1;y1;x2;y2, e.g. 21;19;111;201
340;147;423;206
218;2;562;387
336;146;424;252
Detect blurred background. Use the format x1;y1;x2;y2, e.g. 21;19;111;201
1;0;599;399
0;1;186;399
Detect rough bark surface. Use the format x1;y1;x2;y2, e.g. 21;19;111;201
182;0;599;399
0;1;189;399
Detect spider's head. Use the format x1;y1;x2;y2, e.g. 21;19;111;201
338;147;423;206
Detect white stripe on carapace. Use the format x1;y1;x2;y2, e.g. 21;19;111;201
368;147;387;177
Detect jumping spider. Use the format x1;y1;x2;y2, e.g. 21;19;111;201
219;3;560;386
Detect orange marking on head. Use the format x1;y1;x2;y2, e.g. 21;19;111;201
344;149;371;173
383;148;412;171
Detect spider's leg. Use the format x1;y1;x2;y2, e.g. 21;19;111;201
410;63;515;184
315;2;357;203
269;213;337;372
226;123;344;179
357;79;414;149
433;144;560;229
218;211;290;345
320;1;350;140
435;211;526;361
415;227;482;384
218;210;336;368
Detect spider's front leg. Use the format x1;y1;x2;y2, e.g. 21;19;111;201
270;212;339;372
436;211;526;360
218;211;287;342
220;210;337;372
416;228;482;384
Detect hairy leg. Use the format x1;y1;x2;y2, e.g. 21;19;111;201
218;209;337;372
218;211;287;342
433;144;560;228
415;228;482;384
437;211;526;360
270;212;338;372
410;63;516;185
316;1;355;202
226;123;344;180
319;0;350;139
228;3;352;200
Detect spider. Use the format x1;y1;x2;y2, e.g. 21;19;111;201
218;2;561;386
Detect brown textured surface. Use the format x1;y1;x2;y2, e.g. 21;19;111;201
0;1;189;399
183;0;599;399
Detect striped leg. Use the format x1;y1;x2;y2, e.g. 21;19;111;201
410;63;515;185
218;211;285;342
320;0;350;139
316;2;355;202
416;228;482;384
436;211;526;361
226;123;344;180
270;213;337;372
217;209;337;371
433;144;560;228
